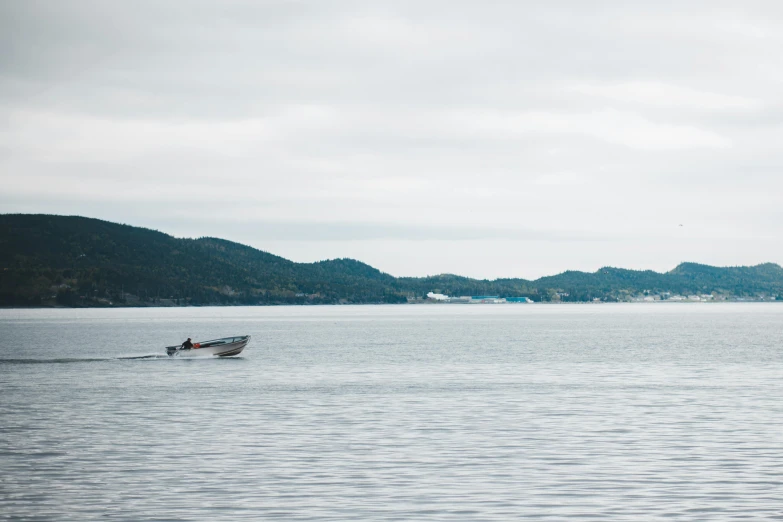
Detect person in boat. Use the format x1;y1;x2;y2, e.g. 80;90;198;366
180;338;194;350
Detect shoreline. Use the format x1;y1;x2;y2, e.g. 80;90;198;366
1;300;779;310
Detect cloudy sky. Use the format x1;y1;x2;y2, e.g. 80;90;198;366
2;1;782;279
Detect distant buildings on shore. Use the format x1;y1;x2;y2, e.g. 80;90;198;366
631;292;778;302
637;293;715;302
421;292;532;304
414;291;780;304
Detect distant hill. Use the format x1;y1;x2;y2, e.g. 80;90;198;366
0;214;404;306
535;263;783;301
1;214;781;306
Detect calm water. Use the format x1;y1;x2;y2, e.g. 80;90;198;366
1;304;782;521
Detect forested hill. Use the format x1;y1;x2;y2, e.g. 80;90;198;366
1;214;782;306
0;214;406;306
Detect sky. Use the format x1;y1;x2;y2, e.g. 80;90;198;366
2;1;782;280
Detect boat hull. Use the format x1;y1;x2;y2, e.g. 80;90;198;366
166;335;250;357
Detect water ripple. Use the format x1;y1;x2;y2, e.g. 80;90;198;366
1;304;782;520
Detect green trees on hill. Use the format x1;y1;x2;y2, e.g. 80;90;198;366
0;215;407;306
1;214;782;307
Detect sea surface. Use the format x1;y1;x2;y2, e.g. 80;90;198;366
1;304;782;521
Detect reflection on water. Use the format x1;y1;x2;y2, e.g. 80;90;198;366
1;304;782;520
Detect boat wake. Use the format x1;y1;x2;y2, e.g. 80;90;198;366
116;354;170;360
2;354;172;364
1;352;246;364
0;358;111;364
119;353;245;360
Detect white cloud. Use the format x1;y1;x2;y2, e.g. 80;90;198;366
2;1;783;277
450;109;730;149
569;81;761;111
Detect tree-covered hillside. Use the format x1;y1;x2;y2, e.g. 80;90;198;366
1;214;781;306
0;215;405;306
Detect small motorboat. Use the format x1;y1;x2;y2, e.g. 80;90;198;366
166;335;250;357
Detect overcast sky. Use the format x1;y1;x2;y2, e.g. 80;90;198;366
2;1;782;279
